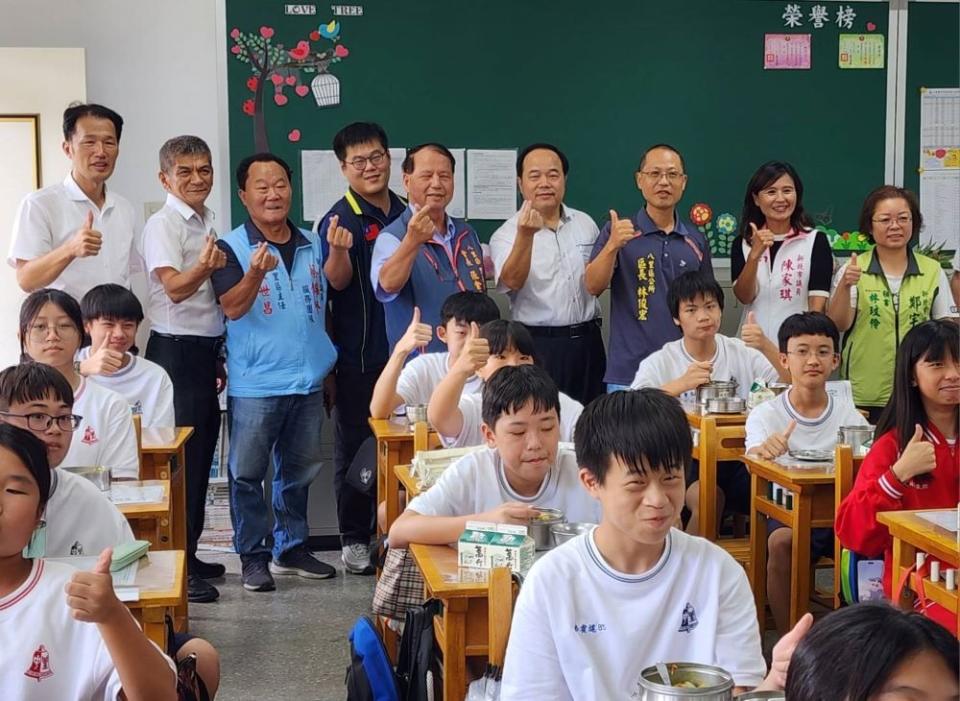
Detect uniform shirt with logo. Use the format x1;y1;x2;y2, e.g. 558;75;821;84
438;391;583;448
396;351;482;410
746;388;867;454
0;559;176;701
406;446;600;525
62;379;140;480
45;469;134;557
77;348;175;428
500;528;765;700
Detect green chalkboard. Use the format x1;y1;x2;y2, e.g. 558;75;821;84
225;0;891;254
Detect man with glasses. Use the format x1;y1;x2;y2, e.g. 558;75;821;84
317;122;406;575
585;144;714;391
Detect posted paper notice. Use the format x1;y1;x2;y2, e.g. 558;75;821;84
466;149;517;220
919;170;960;248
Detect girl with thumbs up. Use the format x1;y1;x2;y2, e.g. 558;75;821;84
836;321;959;629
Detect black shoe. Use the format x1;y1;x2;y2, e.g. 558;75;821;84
190;557;226;580
269;546;337;580
241;557;276;592
188;574;220;603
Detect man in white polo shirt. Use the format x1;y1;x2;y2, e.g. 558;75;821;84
490;144;604;404
8;103;138;300
140;135;226;604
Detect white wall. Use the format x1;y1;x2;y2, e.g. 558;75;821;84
0;0;231;228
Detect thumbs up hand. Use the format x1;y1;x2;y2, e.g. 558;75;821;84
840;252;862;289
79;330;125;378
396;306;433;356
69;210;103;259
605;210;640;251
757;420;797;460
747;222;775;262
452;321;490;376
65;548;124;624
892;424;937;483
741;310;768;350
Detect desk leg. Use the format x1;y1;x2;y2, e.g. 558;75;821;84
384;445;401;535
891;536;917;611
698;429;718;541
172;449;189;633
749;473;767;633
789;492;813;628
135;606;169;651
443;599;467;701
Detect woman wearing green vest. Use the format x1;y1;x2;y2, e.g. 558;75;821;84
828;185;958;422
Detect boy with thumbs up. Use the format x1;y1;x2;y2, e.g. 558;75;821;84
746;311;868;635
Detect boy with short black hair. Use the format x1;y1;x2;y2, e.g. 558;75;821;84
369;291;500;418
630;271;785;535
78;283;175;428
501;389;793;698
746;311;867;634
388;364;598;549
428;320;584;447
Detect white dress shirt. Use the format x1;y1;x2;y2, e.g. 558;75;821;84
8;174;139;301
490;205;600;326
140;193;225;337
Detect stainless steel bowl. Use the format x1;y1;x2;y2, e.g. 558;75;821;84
637;663;734;700
838;424;874;457
768;382;790;396
550;522;593;545
696;381;739;407
406;404;428;424
528;508;565;550
704;397;746;414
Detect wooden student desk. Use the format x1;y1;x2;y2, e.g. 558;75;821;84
114;480;172;549
743;454;835;629
139;427;192;632
877;509;959;635
125;550;186;650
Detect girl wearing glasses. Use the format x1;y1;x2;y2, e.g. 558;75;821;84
829;186;957;421
18;289;139;479
836;320;959;634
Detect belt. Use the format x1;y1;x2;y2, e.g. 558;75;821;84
150;331;223;350
523;318;601;339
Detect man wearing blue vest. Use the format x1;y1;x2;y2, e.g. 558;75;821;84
212;153;338;592
318;122;406;576
371;143;486;353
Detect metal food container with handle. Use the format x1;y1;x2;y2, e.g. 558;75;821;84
704;397;746;414
527;508;565;550
838;424;874;457
696;381;739;408
637;663;734;700
550;522;593;546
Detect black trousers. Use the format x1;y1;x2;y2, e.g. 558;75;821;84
145;333;221;563
332;363;380;545
526;320;606;405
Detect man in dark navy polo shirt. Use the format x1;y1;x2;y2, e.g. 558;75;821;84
318;122;406;575
585;144;714;390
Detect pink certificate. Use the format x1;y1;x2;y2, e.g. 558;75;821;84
764;33;812;70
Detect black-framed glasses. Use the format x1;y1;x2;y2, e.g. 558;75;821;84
345;151;387;171
0;411;83;431
27;322;80;340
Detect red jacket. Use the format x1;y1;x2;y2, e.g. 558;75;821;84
836;423;959;596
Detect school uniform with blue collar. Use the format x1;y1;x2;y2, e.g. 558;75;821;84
371;205;486;353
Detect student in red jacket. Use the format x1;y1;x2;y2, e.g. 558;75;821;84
836;320;959;603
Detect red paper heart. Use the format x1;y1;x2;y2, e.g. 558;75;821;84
295;85;310;97
334;45;349;58
270;73;284;86
259;26;274;39
289;47;309;60
309;30;320;41
285;75;297;85
231;45;242;54
866;22;876;31
242;99;255;115
246;76;259;91
274;93;288;106
288;129;301;142
230;28;240;39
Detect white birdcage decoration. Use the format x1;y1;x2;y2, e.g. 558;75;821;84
311;72;340;107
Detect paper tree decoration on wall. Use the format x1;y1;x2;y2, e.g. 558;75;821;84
690;203;737;257
230;21;350;151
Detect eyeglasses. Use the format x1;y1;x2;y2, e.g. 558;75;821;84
786;349;838;360
0;411;83;431
28;323;79;340
639;170;685;183
871;215;912;227
344;151;387;171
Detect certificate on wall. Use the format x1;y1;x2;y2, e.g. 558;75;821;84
838;34;885;69
763;34;811;70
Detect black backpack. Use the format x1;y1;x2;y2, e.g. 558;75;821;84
396;599;443;701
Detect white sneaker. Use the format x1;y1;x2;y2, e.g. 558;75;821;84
341;542;374;575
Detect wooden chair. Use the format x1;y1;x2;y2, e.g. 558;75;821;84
833;443;864;608
698;416;750;571
487;567;514;672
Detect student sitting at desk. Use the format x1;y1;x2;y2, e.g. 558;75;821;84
836;320;959;633
388;364;598;549
77;284;175;428
0;424;178;701
368;291;499;419
428;320;583;448
18;289;139;479
745;312;868;636
500;389;805;699
629;271;784;535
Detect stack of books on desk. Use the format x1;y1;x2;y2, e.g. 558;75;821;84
410;445;484;490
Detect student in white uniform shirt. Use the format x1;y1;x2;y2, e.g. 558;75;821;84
388;364;598;549
8;103;139;301
428;320;584;448
745;312;868;636
629;271;786;535
18;289;139;480
490;143;605;404
76;284;175;428
0;424;178;701
500;389;808;699
368;291;499;419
